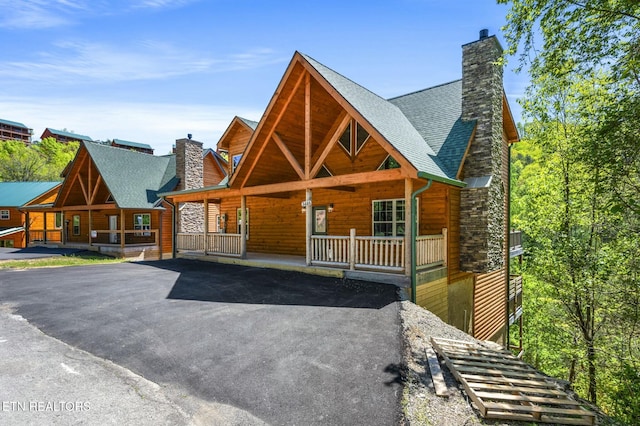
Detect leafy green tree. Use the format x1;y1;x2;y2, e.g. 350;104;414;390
0;138;78;182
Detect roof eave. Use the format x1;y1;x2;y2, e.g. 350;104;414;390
417;171;466;188
159;183;229;198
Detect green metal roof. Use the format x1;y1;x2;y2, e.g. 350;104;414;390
45;128;93;142
82;142;177;209
0;182;61;207
389;80;476;179
300;53;465;186
0;118;29;128
112;139;153;150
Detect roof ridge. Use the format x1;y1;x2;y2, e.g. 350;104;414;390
299;52;395;106
387;79;462;101
86;140;160;158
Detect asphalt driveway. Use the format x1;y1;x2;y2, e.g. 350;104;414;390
0;259;403;425
0;246;84;261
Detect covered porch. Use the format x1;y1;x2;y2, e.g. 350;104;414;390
170;175;451;283
23;205;165;260
176;227;447;278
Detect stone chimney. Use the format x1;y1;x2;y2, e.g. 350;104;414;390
459;30;506;273
175;137;204;233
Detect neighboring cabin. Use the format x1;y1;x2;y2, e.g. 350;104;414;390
0;118;32;145
162;30;522;343
0;182;61;248
41;128;93;144
111;139;154;155
19;140;223;260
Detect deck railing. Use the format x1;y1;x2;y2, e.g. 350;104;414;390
28;229;63;243
416;229;447;269
310;235;350;265
206;233;242;256
509;274;523;324
91;229;158;246
354;236;404;271
310;228;446;273
177;232;241;256
177;233;205;251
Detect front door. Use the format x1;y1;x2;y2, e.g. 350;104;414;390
109;215;118;244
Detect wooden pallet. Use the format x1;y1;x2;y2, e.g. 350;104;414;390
431;338;596;425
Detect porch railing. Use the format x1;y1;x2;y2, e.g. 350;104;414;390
177;233;204;251
354;236;404;271
416;229;447;269
310;228;446;273
206;233;242;256
177;232;241;256
91;229;158;246
28;229;63;243
509;274;523;324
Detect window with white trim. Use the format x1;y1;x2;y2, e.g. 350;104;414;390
133;213;151;237
372;199;413;237
0;210;9;220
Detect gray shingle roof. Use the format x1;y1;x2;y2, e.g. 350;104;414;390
83;142;177;209
389;80;475;179
300;53;466;185
238;117;259;130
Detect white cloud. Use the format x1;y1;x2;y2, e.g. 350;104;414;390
0;0;199;28
0;96;263;154
0;41;284;83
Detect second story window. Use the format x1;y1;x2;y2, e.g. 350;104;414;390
0;210;9;220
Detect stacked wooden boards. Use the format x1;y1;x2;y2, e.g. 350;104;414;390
431;338;596;425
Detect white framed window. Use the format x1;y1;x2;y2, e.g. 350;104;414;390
0;210;9;220
55;212;63;228
237;208;249;239
232;154;242;173
372;199;416;237
133;213;151;237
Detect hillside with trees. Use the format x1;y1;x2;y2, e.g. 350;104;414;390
500;0;639;423
0;138;78;182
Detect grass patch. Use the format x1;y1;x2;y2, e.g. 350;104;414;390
0;252;126;269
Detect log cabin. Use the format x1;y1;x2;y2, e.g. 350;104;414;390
161;30;521;343
0;182;61;248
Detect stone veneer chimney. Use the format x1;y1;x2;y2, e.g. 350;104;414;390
176;138;204;233
459;30;506;273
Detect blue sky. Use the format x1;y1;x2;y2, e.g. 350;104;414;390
0;0;527;155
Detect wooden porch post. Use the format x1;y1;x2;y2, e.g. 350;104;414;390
25;212;30;246
405;178;413;276
305;188;312;265
203;198;209;254
61;212;65;245
43;212;48;244
88;209;92;246
240;195;247;258
120;210;125;249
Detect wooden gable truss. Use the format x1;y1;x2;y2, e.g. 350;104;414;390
228;53;416;196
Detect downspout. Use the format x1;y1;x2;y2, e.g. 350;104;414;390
411;174;433;303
